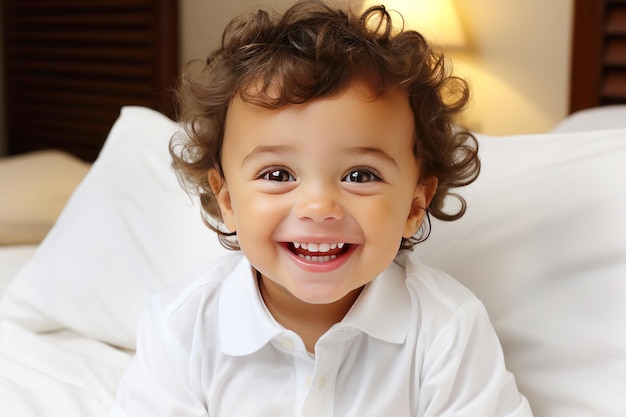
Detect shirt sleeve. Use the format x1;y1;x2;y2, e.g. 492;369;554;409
109;296;208;417
418;299;534;417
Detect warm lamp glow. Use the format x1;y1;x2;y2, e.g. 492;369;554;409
361;0;466;49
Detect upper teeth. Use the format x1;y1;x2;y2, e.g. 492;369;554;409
293;242;345;253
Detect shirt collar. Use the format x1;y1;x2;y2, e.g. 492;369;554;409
218;256;283;356
218;255;413;356
340;259;411;344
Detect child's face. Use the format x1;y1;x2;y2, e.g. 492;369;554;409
210;83;435;305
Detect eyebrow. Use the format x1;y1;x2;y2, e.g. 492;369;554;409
344;146;399;168
241;144;294;168
240;144;399;168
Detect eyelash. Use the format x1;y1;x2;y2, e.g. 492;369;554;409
256;166;383;183
257;167;295;182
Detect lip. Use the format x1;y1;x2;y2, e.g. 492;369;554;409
279;242;357;273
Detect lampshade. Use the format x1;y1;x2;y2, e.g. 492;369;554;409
361;0;467;49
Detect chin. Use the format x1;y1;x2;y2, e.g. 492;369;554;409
291;284;362;306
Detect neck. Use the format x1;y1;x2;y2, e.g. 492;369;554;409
256;269;362;353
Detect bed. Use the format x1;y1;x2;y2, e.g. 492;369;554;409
1;2;625;417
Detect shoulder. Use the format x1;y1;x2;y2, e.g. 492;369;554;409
157;252;243;307
397;251;478;308
395;252;488;333
147;252;245;336
398;256;531;416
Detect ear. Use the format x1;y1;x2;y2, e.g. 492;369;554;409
403;176;438;239
208;169;236;232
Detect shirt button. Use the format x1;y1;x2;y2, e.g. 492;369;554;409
317;377;326;389
305;376;312;387
280;337;293;349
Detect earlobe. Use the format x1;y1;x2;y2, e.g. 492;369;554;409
403;176;438;239
208;169;236;232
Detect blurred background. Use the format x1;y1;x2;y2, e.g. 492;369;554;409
179;0;573;135
0;0;573;157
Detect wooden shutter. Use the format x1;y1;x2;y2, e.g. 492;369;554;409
1;0;179;161
602;1;626;100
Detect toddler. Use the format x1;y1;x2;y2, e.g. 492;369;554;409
110;1;533;416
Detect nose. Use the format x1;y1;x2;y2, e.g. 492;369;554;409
292;183;344;223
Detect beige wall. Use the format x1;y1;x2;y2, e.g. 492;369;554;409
179;0;353;66
452;0;574;134
179;0;574;136
0;0;575;155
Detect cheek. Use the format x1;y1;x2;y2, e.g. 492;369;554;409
357;196;412;237
234;193;276;218
228;191;285;233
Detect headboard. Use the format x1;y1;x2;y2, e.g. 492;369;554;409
1;0;179;162
570;0;626;113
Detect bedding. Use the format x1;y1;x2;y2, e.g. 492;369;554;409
0;106;625;417
0;249;123;417
551;105;626;132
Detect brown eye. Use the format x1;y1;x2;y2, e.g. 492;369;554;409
262;169;295;182
343;169;380;183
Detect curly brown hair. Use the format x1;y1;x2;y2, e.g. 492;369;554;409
170;0;480;251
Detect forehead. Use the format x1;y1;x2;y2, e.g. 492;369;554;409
224;83;415;149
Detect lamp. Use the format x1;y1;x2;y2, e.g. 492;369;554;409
361;0;467;49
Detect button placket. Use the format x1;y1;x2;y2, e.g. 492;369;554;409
298;338;345;417
280;337;294;350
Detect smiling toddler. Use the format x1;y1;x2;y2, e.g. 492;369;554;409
110;1;533;416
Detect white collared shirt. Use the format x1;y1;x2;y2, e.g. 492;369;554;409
110;252;533;417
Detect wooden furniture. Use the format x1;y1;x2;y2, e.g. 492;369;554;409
1;0;179;161
570;0;626;112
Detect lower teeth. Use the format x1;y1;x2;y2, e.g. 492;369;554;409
298;254;337;262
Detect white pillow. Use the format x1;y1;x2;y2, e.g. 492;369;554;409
552;105;626;133
414;129;626;417
0;107;229;349
0;245;37;297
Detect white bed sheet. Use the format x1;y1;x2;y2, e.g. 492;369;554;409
0;245;131;417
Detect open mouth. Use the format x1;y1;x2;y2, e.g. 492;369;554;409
286;242;351;263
